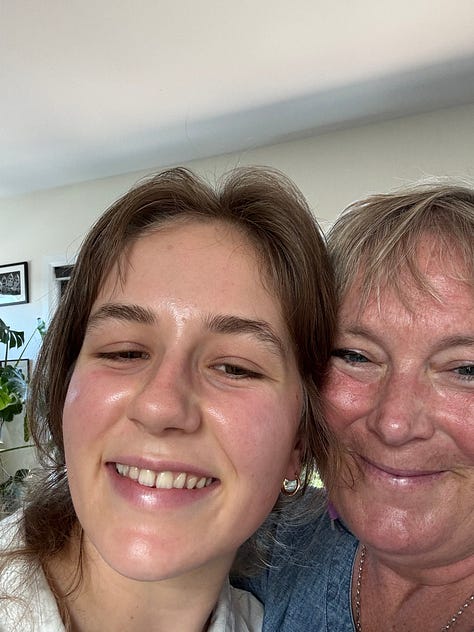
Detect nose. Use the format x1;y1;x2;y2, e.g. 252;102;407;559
367;370;435;446
126;354;201;435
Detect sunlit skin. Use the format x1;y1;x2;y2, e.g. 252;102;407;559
60;219;302;624
324;240;474;581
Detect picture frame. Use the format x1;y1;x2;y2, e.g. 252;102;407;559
0;262;29;306
0;359;30;380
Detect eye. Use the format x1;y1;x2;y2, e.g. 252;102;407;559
97;350;149;362
453;364;474;381
332;349;370;365
212;363;262;379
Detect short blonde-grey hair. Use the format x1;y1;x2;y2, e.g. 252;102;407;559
327;181;474;309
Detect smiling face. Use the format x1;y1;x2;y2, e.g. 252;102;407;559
324;238;474;567
62;220;302;583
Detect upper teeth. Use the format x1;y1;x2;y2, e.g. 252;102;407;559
115;463;213;490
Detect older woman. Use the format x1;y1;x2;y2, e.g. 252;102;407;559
236;183;474;632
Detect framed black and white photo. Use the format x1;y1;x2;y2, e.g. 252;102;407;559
0;262;29;306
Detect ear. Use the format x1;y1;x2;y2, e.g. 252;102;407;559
284;438;302;480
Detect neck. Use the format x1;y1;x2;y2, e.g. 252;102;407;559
365;543;474;586
47;536;231;632
353;545;474;632
68;577;222;632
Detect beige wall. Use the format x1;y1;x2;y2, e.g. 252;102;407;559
1;102;474;358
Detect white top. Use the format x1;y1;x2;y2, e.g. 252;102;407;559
0;512;262;631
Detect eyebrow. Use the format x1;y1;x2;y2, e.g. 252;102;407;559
205;314;287;358
433;335;474;352
341;326;474;352
86;304;287;357
339;325;380;342
87;303;156;330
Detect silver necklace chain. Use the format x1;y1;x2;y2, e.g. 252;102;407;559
354;544;474;632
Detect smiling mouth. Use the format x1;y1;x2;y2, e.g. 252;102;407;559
360;456;444;479
115;463;215;490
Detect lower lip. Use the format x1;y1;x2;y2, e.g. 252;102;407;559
360;457;445;489
107;464;218;510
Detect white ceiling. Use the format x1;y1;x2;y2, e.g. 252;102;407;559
2;0;474;198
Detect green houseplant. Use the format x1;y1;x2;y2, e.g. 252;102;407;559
0;317;27;425
0;316;45;514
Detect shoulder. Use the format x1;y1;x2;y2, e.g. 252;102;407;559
0;511;65;632
268;489;358;570
234;490;359;631
229;585;263;631
0;510;23;549
0;510;26;591
210;579;263;632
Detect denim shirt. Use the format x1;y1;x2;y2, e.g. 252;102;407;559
233;499;359;632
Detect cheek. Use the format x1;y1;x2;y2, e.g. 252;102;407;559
323;369;375;434
456;424;474;461
62;373;97;470
62;369;128;453
442;395;474;460
217;391;300;479
63;372;89;447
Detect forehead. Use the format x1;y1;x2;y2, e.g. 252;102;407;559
95;219;280;317
342;232;473;313
342;241;473;324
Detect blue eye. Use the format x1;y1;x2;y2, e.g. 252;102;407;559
332;349;369;364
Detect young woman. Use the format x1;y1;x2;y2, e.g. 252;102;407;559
0;166;337;631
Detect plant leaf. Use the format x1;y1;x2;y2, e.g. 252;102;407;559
8;329;25;350
0;365;27;398
0;318;9;343
0;365;26;422
0;390;23;421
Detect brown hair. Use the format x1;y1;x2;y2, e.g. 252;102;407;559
21;166;336;570
327;181;474;308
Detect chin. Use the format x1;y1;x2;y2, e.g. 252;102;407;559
84;530;180;582
98;544;200;583
340;501;457;561
87;529;233;584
